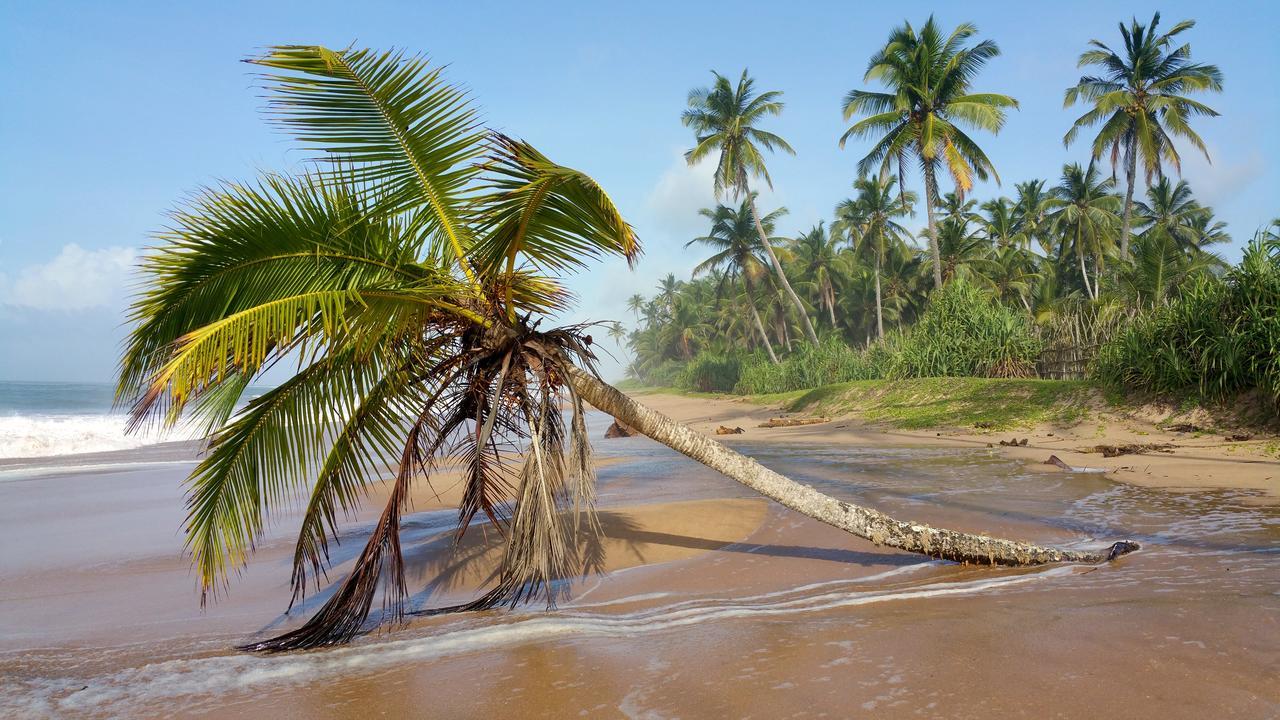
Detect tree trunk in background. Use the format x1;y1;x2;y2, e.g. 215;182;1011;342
922;161;944;289
742;275;779;365
569;367;1138;566
874;252;884;340
747;191;819;344
1119;142;1137;261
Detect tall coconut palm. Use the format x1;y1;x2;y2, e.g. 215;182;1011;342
682;70;819;344
836;175;916;339
1063;12;1223;261
685;197;785;363
841;17;1018;289
119;45;1134;653
1044;163;1122;299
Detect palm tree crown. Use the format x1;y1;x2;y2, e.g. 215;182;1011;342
841;16;1018;288
1063;12;1223;259
118;46;640;652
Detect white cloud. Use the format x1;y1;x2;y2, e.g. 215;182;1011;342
643;150;779;238
2;244;137;311
1181;147;1263;210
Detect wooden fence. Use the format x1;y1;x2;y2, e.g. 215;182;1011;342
1036;343;1098;380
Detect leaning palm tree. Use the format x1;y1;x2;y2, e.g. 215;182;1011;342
841;17;1018;289
836;174;916;339
1063;12;1223;261
119;45;1135;653
686;197;785;363
682;70;819;345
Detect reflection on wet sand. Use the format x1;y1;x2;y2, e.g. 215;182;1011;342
1;417;1277;719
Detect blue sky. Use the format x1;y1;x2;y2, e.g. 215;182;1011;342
1;0;1276;382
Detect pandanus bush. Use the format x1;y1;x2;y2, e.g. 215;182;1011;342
119;45;1136;653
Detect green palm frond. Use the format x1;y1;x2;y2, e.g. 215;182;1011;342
249;46;487;275
472;134;640;281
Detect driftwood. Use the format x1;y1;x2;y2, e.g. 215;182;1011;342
758;416;829;428
1045;455;1111;474
1085;443;1175;458
998;438;1030;447
604;419;636;438
715;425;745;435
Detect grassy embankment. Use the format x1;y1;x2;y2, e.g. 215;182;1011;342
619;376;1098;430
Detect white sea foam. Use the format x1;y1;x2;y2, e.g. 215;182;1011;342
6;566;1073;718
0;414;171;459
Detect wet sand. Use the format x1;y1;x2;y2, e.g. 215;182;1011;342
2;403;1277;718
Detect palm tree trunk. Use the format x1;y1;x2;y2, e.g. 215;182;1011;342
874;252;884;340
922;161;944;289
825;284;836;328
747;191;819;344
1076;225;1095;300
1120;143;1137;261
1078;247;1095;300
568;367;1137;566
742;275;779;365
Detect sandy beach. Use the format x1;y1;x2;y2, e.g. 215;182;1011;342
2;398;1277;718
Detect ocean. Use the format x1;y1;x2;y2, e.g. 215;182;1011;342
0;380;267;462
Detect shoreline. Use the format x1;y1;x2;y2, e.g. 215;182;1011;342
623;389;1280;498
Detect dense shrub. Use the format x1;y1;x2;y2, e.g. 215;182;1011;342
1094;236;1280;412
734;336;895;394
680;352;742;393
890;280;1042;379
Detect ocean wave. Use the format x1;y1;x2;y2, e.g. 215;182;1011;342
0;414;173;459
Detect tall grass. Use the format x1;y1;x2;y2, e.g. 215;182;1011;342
1094;235;1280;412
734;337;896;394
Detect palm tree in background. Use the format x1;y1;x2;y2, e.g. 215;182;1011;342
1013;179;1052;250
841;16;1018;289
836;175;916;339
1044;163;1122;299
685;197;785;363
1063;12;1223;261
1134;178;1225;255
790;222;847;329
683;70;819;344
655;273;682;314
934;214;994;285
626;293;646;319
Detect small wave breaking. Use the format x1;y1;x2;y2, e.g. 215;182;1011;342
0;414;168;459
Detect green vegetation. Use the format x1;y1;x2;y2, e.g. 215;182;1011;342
1095;231;1280;411
624;12;1273;421
778;377;1095;430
